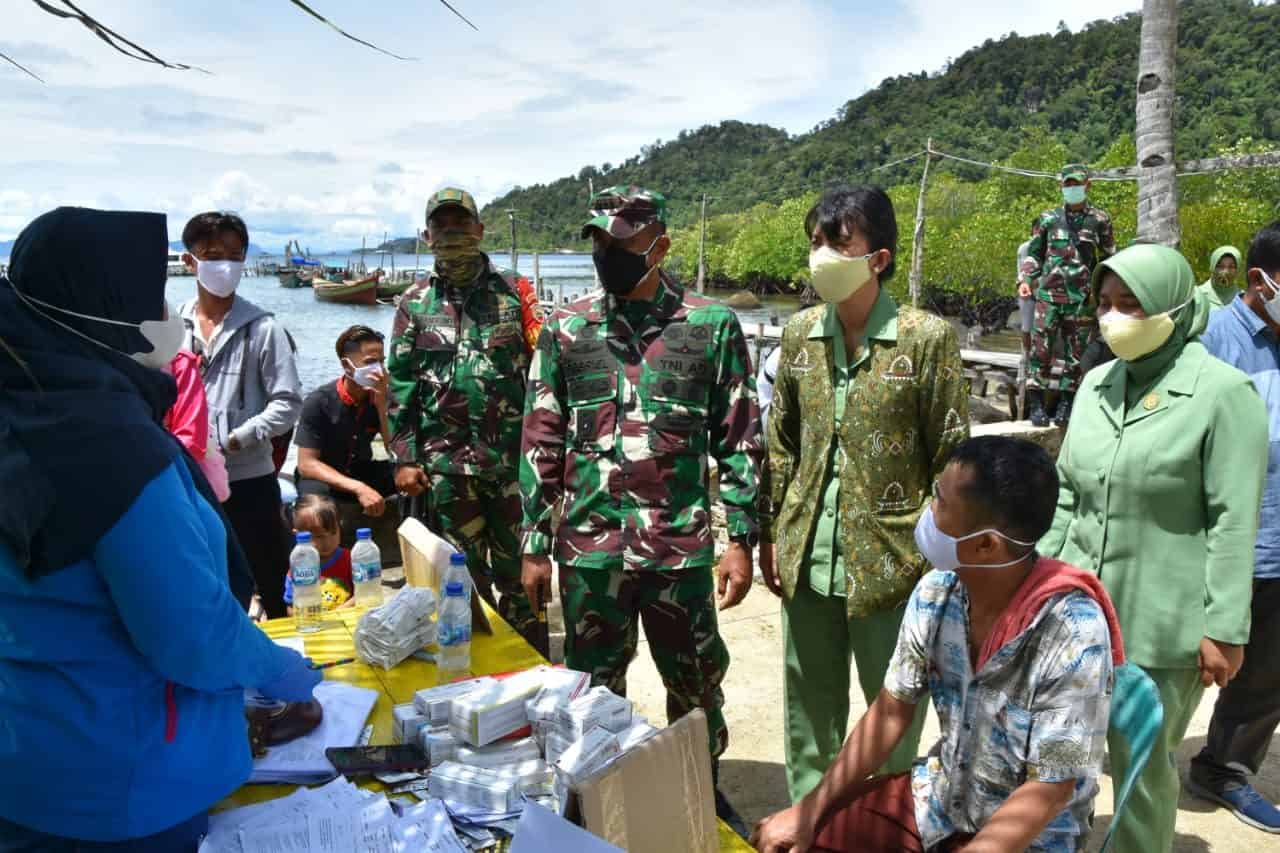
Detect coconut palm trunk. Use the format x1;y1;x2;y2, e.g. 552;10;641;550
1135;0;1180;246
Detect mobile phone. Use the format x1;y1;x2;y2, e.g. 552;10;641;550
324;744;430;777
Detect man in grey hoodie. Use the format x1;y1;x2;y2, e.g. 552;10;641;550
179;212;303;618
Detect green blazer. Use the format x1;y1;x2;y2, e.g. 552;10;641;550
761;292;969;618
1041;342;1269;668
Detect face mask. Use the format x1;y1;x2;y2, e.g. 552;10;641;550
431;230;485;285
809;246;874;304
913;504;1035;573
195;259;244;298
1062;185;1087;206
593;237;659;296
1259;270;1280;325
344;359;385;389
1098;296;1190;361
10;286;183;369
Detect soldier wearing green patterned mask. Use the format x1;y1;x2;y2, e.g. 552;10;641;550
386;187;541;644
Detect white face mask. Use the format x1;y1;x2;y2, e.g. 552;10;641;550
913;504;1035;573
196;258;244;297
10;286;184;369
1259;270;1280;325
344;359;385;389
809;246;875;304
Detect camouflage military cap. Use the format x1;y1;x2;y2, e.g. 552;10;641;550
580;185;668;239
1059;163;1090;182
426;187;479;223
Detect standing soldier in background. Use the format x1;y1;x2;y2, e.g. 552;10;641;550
387;188;542;642
1018;163;1116;427
519;186;761;821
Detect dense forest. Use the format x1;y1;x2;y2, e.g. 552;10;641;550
456;0;1280;300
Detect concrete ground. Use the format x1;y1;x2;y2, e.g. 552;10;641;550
591;578;1280;853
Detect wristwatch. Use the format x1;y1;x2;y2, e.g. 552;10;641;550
729;532;759;548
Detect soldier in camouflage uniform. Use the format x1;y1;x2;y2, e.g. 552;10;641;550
388;187;540;642
1018;163;1116;427
519;186;762;768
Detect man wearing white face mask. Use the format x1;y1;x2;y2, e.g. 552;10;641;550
1018;164;1116;428
754;437;1121;853
760;185;970;803
294;325;400;563
1188;222;1280;833
178;211;303;619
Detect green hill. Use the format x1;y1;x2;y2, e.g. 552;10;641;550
478;0;1280;252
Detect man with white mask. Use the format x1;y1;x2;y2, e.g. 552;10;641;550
179;211;302;619
754;437;1120;853
759;185;970;804
293;325;400;564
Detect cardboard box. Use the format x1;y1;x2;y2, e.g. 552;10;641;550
419;725;459;766
427;761;520;813
554;686;633;741
565;710;716;853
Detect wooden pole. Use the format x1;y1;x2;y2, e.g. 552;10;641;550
909;139;934;308
696;193;707;294
414;228;421;281
506;209;518;273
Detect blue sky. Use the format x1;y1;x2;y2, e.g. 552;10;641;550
0;0;1137;250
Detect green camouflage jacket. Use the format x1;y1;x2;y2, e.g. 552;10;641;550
1019;204;1117;305
520;273;762;572
387;261;533;478
760;294;970;618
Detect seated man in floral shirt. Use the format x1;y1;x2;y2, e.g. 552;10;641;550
753;436;1123;853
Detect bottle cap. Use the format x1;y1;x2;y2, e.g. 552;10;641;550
445;581;465;596
295;532;312;543
449;552;466;565
356;528;372;539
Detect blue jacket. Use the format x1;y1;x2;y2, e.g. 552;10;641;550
0;460;297;841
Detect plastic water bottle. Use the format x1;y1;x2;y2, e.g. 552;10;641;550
438;581;471;679
442;552;471;604
291;532;322;633
350;528;383;609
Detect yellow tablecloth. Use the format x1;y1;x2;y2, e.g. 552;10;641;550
222;603;752;852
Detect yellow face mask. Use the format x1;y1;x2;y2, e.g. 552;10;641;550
1098;297;1190;361
809;247;875;304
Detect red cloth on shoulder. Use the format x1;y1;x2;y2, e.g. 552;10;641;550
976;557;1126;671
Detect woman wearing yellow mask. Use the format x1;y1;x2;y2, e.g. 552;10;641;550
1041;243;1270;853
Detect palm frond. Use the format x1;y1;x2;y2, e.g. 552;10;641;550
287;0;418;60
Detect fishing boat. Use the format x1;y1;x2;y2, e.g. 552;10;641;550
313;271;382;305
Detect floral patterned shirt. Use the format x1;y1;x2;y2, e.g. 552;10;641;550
884;569;1114;852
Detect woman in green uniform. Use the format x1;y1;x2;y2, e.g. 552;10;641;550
1041;243;1269;853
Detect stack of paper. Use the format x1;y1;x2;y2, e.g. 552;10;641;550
200;777;468;853
249;681;379;784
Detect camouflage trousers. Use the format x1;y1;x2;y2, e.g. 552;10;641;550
559;563;730;759
1029;298;1097;393
422;474;536;642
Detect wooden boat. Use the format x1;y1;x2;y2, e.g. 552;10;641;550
278;271;303;288
313;272;381;305
376;277;413;299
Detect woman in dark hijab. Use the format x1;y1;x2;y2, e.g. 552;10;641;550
0;208;319;851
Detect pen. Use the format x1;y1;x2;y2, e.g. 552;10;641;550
308;657;356;670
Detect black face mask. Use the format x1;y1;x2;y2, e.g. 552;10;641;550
593;239;657;295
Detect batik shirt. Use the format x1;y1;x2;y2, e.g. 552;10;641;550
884;569;1113;852
520;274;761;572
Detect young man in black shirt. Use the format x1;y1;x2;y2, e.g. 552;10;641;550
294;325;400;562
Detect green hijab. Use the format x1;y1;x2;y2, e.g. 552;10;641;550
1092;243;1207;394
1203;245;1243;308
